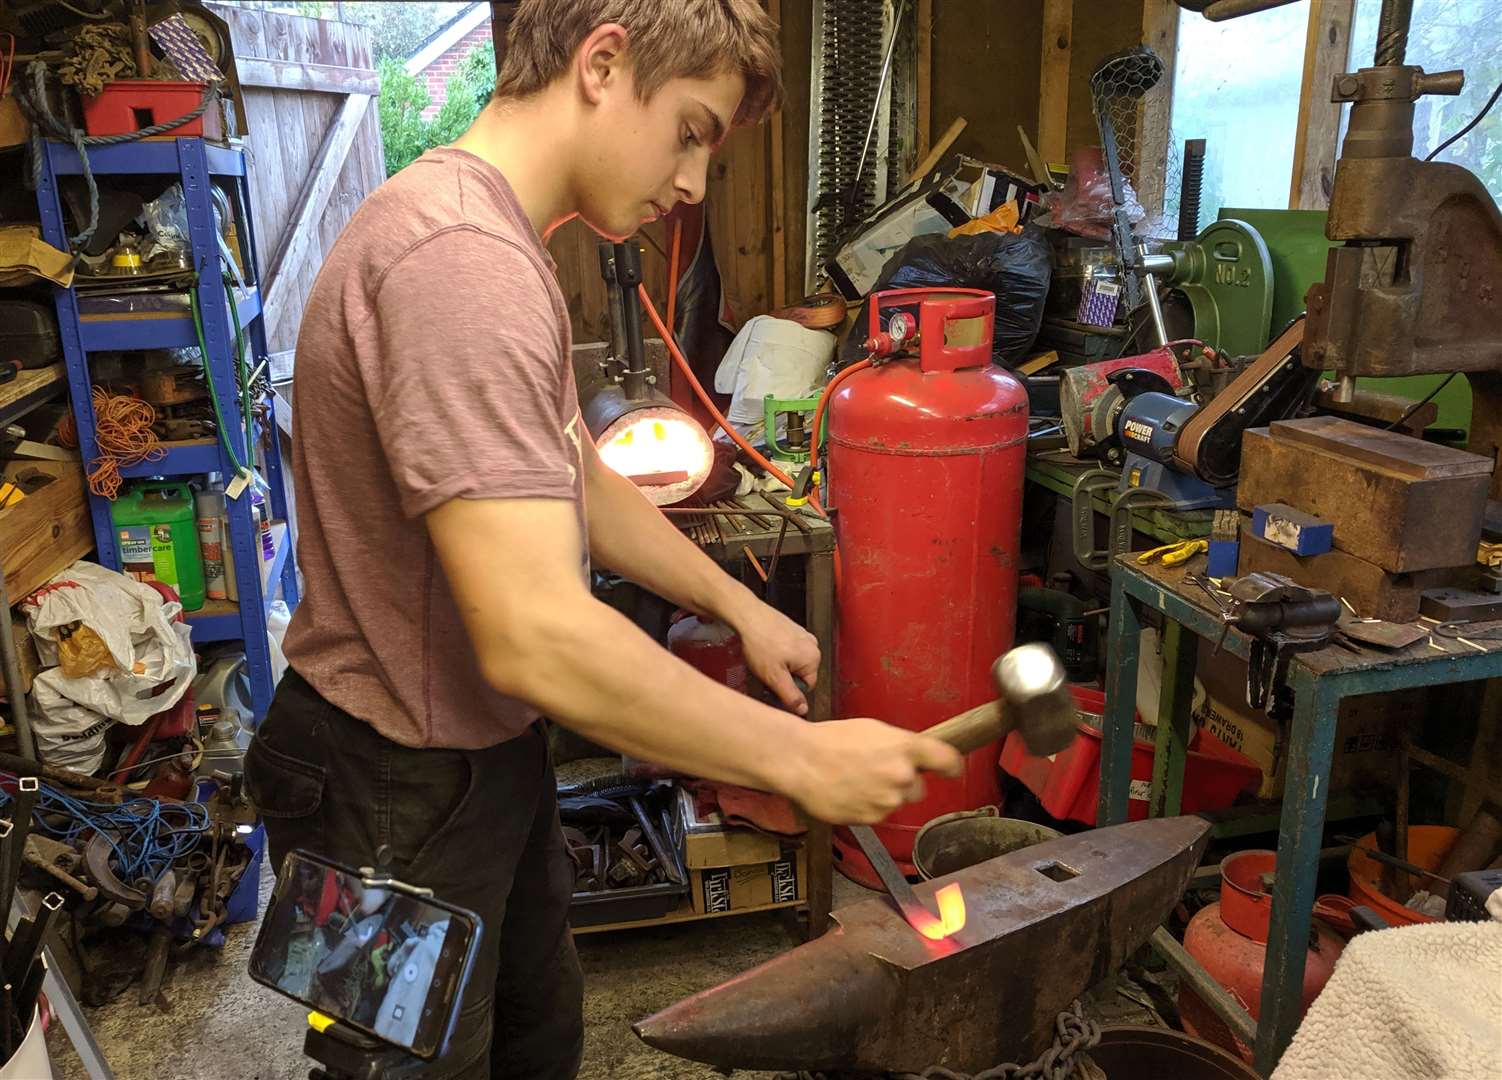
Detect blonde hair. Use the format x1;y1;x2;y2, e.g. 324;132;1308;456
495;0;783;126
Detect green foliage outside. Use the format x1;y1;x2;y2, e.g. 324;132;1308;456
377;41;496;178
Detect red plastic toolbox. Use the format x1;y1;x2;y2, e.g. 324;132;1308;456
82;80;209;137
1000;686;1261;825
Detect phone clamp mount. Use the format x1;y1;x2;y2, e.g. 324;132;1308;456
303;851;442;1080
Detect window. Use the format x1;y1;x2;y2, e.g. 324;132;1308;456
1344;0;1502;206
1161;4;1309;236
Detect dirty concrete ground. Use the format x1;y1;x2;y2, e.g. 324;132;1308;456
44;859;873;1080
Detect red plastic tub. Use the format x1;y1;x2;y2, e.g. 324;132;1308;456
82;80;209;137
999;686;1261;825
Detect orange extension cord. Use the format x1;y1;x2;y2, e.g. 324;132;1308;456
636;284;846;592
60;388;165;499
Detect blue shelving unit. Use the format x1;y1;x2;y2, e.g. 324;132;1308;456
35;137;298;722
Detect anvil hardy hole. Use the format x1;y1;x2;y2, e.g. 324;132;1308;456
1037;861;1082;883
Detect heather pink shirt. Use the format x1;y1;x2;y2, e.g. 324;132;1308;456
283;146;586;749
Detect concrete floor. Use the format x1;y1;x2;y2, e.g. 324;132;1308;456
42;861;869;1080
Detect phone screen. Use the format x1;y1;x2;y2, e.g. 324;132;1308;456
249;850;480;1059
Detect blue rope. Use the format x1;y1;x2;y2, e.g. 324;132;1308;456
0;775;209;885
17;60;219;248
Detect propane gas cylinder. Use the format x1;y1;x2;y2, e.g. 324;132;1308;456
1180;850;1343;1064
827;288;1028;886
667;615;748;694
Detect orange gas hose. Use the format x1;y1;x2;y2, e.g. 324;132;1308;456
637;284;843;592
808;359;871;494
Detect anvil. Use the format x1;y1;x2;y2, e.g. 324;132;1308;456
634;815;1210;1074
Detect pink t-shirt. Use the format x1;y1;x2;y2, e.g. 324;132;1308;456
282;146;586;749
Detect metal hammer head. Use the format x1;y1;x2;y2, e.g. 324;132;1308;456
992;643;1078;757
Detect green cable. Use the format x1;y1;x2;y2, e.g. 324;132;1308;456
224;277;256;470
189;285;249;478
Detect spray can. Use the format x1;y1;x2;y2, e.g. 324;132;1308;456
252;487;275;563
196;483;227;601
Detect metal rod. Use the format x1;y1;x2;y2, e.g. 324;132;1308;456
1177;138;1206;241
1150;926;1258;1049
847;0;908;222
1203;0;1300;21
1375;0;1413;66
1139;245;1169;348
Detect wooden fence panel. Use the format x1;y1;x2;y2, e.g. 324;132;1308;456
208;4;384;359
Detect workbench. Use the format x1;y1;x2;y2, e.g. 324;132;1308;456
1026;452;1214;546
668;491;836;938
1100;557;1502;1074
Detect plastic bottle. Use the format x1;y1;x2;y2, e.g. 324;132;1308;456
196;484;227;601
252;487;275;562
110;481;206;610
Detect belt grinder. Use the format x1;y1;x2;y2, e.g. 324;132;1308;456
1066;319;1318;569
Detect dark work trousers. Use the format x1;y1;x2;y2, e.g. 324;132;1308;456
245;668;584;1080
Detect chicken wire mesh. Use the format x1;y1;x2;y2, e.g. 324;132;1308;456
1088;46;1167;183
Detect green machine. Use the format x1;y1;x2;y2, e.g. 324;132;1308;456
1154;208;1471;436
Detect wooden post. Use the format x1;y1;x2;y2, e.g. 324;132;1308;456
770;0;788;308
1289;0;1355;209
1137;0;1180;225
1037;0;1072;165
915;0;933;162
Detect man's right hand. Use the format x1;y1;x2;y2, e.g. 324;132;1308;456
781;718;966;825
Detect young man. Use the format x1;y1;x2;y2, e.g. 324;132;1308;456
246;2;964;1077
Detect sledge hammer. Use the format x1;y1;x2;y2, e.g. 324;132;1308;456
849;642;1078;935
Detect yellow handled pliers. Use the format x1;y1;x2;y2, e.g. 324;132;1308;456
1136;539;1209;566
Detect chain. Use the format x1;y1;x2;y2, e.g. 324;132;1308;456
777;1001;1103;1080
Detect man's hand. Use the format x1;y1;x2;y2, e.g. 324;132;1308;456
780;719;965;825
733;601;821;716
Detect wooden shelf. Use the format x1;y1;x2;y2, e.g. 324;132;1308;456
0;364;66;430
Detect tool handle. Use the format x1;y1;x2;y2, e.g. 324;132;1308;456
922;699;1007;755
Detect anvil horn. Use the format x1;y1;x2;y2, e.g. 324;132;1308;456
634;816;1210;1074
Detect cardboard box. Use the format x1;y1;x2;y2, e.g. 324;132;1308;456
1193;638;1407;798
690;846;807;915
677;786;783;869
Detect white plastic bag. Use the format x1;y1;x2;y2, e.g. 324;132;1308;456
713;316;835;437
23;562;197;771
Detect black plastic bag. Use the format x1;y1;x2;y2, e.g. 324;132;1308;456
840;226;1053;369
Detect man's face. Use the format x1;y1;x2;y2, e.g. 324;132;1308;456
576;65;746;241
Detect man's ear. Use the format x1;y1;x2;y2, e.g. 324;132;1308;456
576;22;630;107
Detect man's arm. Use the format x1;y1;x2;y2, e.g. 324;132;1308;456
581;437;819;713
426;496;962;825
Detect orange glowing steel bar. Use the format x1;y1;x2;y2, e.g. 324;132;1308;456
916;883;967;940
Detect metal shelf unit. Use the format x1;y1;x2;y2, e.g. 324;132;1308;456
35;137;298;723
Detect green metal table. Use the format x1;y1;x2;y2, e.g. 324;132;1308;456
1099;557;1502;1074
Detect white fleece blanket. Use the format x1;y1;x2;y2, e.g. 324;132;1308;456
1272;922;1502;1080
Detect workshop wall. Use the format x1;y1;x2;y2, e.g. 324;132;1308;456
930;1;1044;176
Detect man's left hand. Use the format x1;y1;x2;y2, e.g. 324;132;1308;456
733;602;821;716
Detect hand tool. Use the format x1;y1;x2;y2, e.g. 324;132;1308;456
1336;839;1449;887
23;835;97;902
846;643;1077;937
1136;539;1209;567
635;815;1211;1074
627;796;684;887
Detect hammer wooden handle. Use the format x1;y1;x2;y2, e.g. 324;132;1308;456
923;699;1007;755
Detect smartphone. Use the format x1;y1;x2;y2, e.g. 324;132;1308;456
249;850;481;1060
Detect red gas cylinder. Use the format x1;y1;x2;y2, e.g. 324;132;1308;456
1180;850;1344;1064
826;288;1028;885
667;615;748;694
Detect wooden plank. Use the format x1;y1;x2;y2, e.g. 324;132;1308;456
1037;0;1072;164
781;0;812;296
0;364;65;427
931;0;1042;171
235;56;378;95
262;92;373;344
1289;0;1355;210
915;0;932;159
1138;0;1180;223
0;460;92;606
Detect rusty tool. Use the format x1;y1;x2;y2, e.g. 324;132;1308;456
849;643;1077;936
635;815;1209;1074
23;836;96;902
